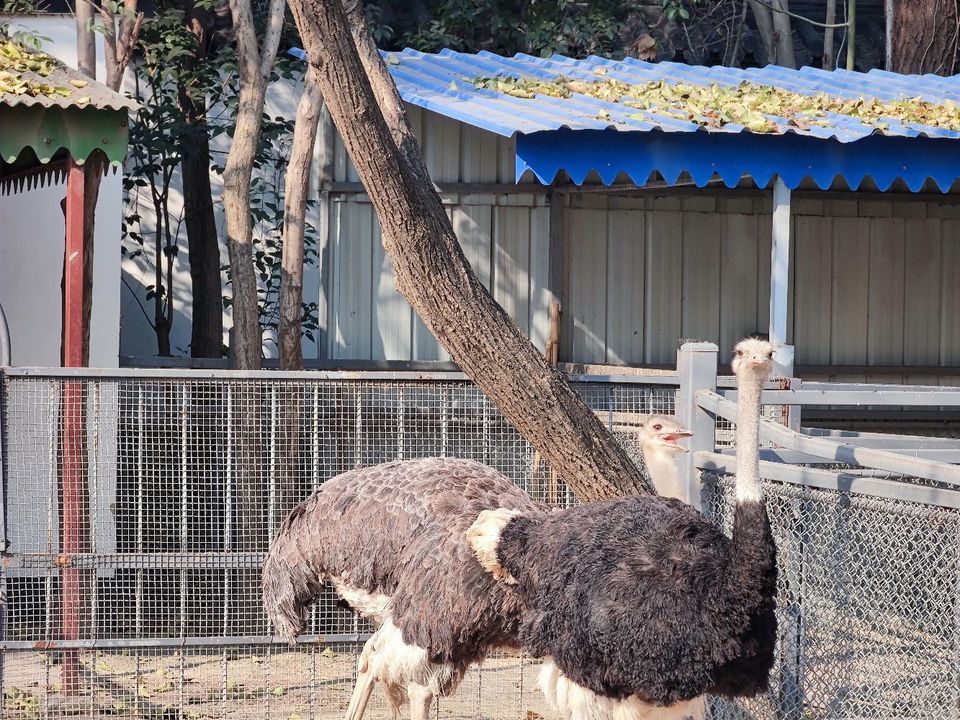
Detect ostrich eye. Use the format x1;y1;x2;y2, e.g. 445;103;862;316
767;351;774;358
736;350;744;357
653;423;662;431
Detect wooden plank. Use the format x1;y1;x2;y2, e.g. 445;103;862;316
331;201;373;360
494;206;532;336
681;213;721;345
644;210;683;364
867;217;905;365
605;209;645;364
940;220;960;364
830;217;870;364
903;219;941;367
719;214;759;357
792;216;833;365
529;207;551;352
566;208;607;363
370;215;413;361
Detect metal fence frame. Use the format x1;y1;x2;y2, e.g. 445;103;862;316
3;355;960;719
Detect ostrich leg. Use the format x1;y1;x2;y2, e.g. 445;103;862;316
408;684;434;720
344;635;377;720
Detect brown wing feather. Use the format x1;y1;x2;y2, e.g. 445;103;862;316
262;457;543;664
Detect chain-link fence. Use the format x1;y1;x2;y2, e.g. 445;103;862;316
1;370;957;719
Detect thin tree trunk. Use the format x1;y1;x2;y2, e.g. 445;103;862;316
286;0;650;502
823;0;837;69
223;0;285;370
893;0;959;75
747;0;777;64
75;2;96;78
769;0;796;68
279;68;323;371
223;77;266;369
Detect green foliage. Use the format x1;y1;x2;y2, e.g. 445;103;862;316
660;0;705;23
403;0;643;59
122;1;319;355
1;0;51;49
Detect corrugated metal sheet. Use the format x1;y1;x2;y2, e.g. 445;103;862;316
1;50;137;112
289;46;960;191
382;48;960;143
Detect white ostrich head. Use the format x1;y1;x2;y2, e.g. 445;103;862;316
731;337;774;380
636;414;691;456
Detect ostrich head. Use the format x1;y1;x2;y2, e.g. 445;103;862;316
636;414;691;456
635;415;691;499
731;337;774;379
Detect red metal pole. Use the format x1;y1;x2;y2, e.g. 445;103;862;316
61;159;86;694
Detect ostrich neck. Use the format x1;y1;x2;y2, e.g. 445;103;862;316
642;449;683;500
735;372;763;504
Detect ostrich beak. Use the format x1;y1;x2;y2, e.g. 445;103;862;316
659;428;692;451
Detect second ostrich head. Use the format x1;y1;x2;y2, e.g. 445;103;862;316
636;414;691;499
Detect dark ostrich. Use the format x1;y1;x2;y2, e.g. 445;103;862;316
262;338;777;720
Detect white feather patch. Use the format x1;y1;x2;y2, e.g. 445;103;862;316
466;508;521;584
538;659;706;720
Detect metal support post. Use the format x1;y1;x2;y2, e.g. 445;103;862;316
676;342;718;511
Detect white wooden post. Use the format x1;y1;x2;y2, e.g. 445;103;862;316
769;175;800;428
676;342;718;511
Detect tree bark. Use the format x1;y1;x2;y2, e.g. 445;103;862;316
747;0;777;64
179;4;224;359
279;67;323;371
769;0;796;68
223;0;285;369
893;0;959;75
181;108;224;358
75;1;96;78
823;0;837;69
286;0;650;501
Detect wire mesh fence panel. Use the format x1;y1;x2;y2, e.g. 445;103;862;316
0;374;674;719
701;472;960;720
4;371;957;719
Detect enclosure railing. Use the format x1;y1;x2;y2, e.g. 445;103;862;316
2;354;960;719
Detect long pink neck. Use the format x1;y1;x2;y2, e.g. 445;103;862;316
735;370;763;503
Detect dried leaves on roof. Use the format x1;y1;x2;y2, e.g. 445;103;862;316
0;41;88;103
471;74;960;133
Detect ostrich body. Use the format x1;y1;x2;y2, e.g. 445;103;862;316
262;340;776;720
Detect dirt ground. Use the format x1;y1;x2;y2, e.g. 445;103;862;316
2;646;557;719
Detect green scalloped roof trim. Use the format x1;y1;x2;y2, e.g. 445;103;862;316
0;105;129;166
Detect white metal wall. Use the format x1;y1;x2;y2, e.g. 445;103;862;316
326;109;960;375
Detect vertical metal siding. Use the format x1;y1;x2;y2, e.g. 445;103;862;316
322;107;960;379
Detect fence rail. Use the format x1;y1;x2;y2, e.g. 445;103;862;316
2;350;960;719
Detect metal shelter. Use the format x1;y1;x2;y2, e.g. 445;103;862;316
289;47;960;375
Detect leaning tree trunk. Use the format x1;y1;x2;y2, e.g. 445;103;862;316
893;0;959;75
285;0;650;502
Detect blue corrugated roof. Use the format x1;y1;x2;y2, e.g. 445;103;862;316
289;47;960;191
384;48;960;141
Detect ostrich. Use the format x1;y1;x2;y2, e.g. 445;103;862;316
262;338;777;720
635;414;692;499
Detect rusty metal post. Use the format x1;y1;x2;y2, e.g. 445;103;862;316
60;159;87;694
